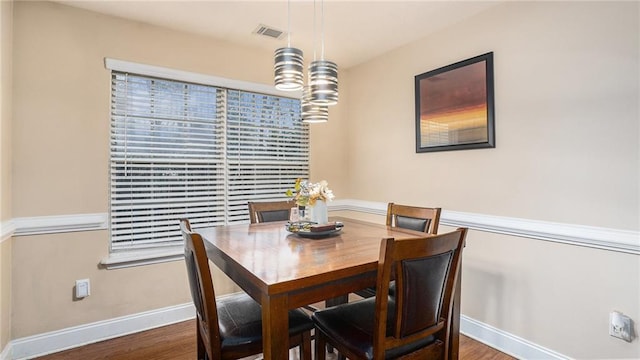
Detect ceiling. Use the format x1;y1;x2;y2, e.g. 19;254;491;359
53;0;502;69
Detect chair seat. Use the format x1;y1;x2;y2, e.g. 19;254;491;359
218;293;314;348
312;297;434;359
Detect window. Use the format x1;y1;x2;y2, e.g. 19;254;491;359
110;71;308;252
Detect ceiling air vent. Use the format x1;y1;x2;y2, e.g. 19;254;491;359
253;24;285;40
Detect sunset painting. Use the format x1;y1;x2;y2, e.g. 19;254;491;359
415;53;495;152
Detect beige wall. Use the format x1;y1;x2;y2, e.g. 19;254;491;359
9;0;347;339
344;1;639;359
5;0;640;359
0;239;10;352
1;0;13;351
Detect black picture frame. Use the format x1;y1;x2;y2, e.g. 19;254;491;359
415;52;495;153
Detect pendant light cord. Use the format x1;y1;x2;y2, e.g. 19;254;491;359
287;0;291;47
313;0;317;61
320;0;325;60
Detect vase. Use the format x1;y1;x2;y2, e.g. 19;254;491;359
297;205;306;222
309;200;328;224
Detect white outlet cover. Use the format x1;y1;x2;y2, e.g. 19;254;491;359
610;311;633;342
75;279;90;298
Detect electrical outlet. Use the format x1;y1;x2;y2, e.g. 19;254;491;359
75;279;90;299
609;311;633;342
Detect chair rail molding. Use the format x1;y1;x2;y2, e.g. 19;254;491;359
1;219;15;243
11;213;108;236
328;199;639;255
8;201;639;255
0;342;10;360
439;209;639;254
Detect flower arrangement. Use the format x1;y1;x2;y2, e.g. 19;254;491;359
286;178;335;207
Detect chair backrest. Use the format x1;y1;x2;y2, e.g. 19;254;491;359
180;219;222;359
372;228;467;359
386;202;441;235
248;200;294;224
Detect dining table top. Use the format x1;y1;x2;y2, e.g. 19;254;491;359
197;216;428;297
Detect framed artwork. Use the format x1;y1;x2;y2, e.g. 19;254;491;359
415;52;495;153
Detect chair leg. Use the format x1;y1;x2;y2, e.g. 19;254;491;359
315;331;327;360
300;331;312;360
324;295;348;355
196;325;206;360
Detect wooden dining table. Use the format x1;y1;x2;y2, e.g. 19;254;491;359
199;216;462;360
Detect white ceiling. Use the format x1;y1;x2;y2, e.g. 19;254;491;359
53;0;502;69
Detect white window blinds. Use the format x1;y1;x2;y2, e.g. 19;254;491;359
226;90;309;223
110;72;308;252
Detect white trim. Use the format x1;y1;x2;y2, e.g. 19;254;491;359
461;315;572;360
3;302;571;360
1;220;15;243
104;58;301;99
12;213;107;236
8;200;638;269
329;199;388;215
100;246;184;270
9;303;196;360
0;343;11;360
327;200;640;255
441;210;640;255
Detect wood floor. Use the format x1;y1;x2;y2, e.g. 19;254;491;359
34;319;516;360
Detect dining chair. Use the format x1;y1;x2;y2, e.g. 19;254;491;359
180;219;314;360
247;200;294;224
386;202;441;234
312;228;467;360
354;202;442;299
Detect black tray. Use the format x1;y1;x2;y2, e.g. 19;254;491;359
285;221;344;238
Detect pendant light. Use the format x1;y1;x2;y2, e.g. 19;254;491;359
274;0;304;91
309;0;338;105
302;85;329;123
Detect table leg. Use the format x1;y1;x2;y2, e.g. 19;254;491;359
325;294;348;307
262;294;289;360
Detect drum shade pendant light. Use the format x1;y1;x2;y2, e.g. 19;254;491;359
309;0;338;105
302;85;329;123
274;0;304;91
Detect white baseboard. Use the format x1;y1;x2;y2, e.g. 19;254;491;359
461;315;572;360
1;303;569;360
8;303;195;360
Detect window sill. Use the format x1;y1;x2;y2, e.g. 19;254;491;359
100;247;184;270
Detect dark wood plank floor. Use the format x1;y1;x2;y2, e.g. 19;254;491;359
34;319;516;360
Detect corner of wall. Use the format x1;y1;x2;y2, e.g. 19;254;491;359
0;0;14;353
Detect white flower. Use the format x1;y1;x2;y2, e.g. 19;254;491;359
287;178;335;206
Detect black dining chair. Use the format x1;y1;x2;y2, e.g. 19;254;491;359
386;202;441;234
247;200;294;224
312;228;467;360
180;219;314;360
354;202;442;299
